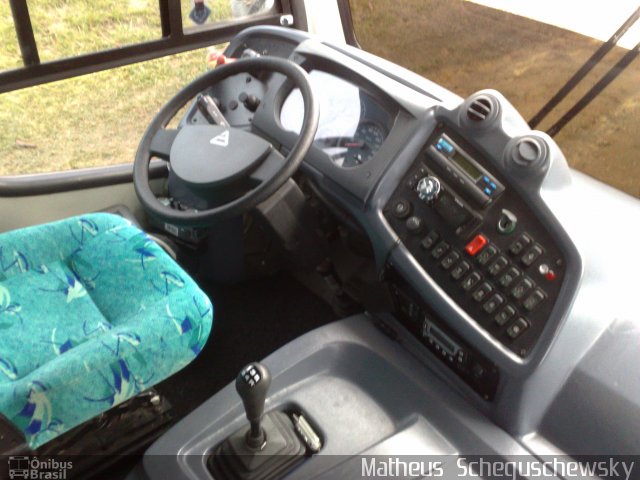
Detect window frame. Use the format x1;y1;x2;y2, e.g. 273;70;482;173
2;0;293;94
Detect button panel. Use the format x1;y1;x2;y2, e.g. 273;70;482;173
384;128;567;358
413;218;553;355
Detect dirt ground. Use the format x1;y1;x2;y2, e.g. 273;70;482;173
351;0;640;198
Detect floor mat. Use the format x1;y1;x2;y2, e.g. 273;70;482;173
155;273;337;420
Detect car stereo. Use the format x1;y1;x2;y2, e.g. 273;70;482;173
428;133;504;208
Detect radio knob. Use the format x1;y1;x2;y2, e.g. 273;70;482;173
405;216;424;234
416;176;441;203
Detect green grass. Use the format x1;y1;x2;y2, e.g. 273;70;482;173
0;0;232;175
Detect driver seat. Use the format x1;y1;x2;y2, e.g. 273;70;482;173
0;213;213;449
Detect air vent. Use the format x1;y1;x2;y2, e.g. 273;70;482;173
467;96;494;122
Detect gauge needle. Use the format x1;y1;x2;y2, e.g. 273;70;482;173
340;140;365;148
321;137;368;149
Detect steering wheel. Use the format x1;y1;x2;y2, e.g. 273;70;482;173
134;57;319;227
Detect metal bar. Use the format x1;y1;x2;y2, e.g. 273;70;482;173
0;161;168;197
159;0;171;37
167;0;184;37
0;14;283;94
279;0;293;16
547;41;640;137
288;0;308;31
8;0;40;66
336;0;360;47
529;5;640;128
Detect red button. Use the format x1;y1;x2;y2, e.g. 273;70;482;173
465;234;488;256
545;270;557;281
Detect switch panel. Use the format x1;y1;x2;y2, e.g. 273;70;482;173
384;127;566;357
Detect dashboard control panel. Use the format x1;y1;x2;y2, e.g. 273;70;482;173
385;126;566;358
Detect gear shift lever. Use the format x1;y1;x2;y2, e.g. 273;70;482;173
209;362;312;479
236;363;271;449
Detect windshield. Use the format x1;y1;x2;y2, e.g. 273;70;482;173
350;0;640;198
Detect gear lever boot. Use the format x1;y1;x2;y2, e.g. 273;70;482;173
208;363;306;480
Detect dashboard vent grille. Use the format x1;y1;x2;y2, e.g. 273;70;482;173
467;97;493;122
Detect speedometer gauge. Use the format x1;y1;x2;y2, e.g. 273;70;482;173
331;121;387;168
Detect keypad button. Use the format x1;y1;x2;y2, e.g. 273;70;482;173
431;241;450;259
511;277;534;300
440;251;461;270
483;294;504;314
495;305;516;326
499;267;521;288
461;272;482;291
476;244;498;266
451;260;471;280
523;288;546;311
488;255;509;276
521;244;544;267
509;233;532;255
472;282;493;302
507;317;530;339
420;231;439;250
465;234;488;256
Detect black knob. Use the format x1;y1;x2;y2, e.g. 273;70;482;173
405;216;424;234
236;362;271;449
392;199;411;219
239;92;261;112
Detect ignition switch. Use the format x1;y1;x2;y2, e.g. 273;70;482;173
497;209;517;235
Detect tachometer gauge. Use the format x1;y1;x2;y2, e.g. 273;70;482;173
331;121;387;168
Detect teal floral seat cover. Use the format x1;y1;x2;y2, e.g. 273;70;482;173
0;213;213;448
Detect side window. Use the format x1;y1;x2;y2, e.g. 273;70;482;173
0;4;21;71
0;48;214;175
180;0;277;27
0;0;282;176
27;0;161;61
349;0;640;198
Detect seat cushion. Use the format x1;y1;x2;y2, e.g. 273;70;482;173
0;213;213;448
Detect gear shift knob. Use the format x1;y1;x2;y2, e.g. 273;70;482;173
236;362;271;449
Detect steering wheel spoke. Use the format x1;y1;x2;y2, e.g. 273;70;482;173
149;128;179;161
249;149;286;186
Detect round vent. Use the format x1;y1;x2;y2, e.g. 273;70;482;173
467;96;494;122
511;136;547;168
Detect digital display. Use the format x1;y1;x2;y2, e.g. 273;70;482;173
451;151;483;181
424;322;458;355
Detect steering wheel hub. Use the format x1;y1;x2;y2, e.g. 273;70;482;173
171;125;272;190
